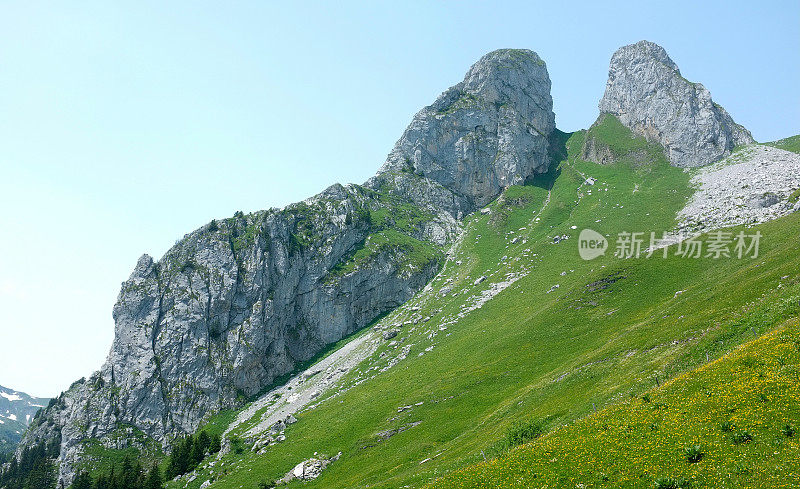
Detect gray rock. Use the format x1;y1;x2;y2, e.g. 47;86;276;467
17;47;558;486
592;40;754;168
750;191;781;208
675;145;800;235
278;452;341;484
369;49;555;212
383;330;398;340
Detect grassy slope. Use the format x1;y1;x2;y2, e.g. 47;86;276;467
765;134;800;154
584;113;671;167
430;316;800;488
162;122;800;489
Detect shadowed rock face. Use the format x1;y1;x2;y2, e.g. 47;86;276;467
375;49;556;212
17;48;556;486
595;40;754;167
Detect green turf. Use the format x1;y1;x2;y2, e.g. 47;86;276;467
765;134;800;154
149;120;800;489
582;113;671;167
429;317;800;488
77;424;164;478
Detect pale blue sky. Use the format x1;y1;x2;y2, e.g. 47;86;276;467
1;1;798;397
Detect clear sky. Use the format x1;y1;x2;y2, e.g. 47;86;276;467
1;1;798;397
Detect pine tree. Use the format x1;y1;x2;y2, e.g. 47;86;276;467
108;466;118;489
145;465;163;489
190;435;206;467
165;435;193;478
23;458;55;489
179;436;193;474
94;473;110;489
209;434;221;454
196;431;211;458
120;456;134;489
71;471;93;489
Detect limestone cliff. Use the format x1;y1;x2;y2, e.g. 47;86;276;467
17;48;556;485
584;41;754;167
373;49;555;213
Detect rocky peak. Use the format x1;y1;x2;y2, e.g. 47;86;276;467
374;48;555;211
15;48;560;486
595;40;754;167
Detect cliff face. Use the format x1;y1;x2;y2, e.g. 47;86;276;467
586;41;754;167
18;49;556;485
375;49;555;213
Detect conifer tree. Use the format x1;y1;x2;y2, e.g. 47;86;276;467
145;464;163;489
71;471;93;489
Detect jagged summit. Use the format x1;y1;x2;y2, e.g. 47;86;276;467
592;40;754;167
374;48;555;211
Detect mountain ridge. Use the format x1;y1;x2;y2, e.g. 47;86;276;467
10;41;792;489
0;386;49;455
15;47;558;486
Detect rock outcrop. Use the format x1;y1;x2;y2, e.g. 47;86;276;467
277;452;341;484
17;48;556;485
587;40;754;167
373;49;555;213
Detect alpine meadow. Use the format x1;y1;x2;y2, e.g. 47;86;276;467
1;11;799;489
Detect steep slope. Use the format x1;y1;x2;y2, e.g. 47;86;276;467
430;317;800;488
15;48;556;486
0;387;48;454
154;127;799;489
584;41;754;168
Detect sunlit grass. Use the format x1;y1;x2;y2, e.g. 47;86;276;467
159;128;800;489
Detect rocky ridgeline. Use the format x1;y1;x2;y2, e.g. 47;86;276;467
585;40;754;168
18;49;556;485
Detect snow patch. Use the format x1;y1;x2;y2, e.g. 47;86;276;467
0;392;22;402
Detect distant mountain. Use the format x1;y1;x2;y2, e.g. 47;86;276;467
0;385;49;453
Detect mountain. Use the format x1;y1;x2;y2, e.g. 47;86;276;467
16;48;557;485
584;40;754;168
0;386;49;454
373;48;555;213
161;136;795;489
7;42;800;489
